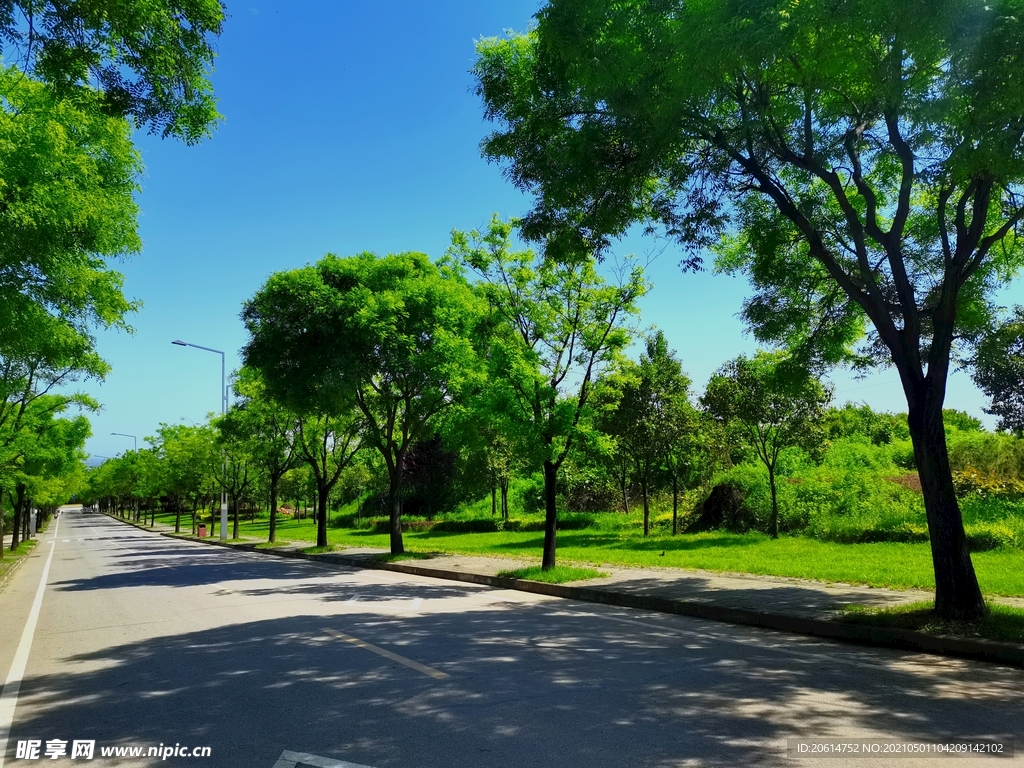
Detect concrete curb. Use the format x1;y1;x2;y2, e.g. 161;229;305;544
102;513;1024;669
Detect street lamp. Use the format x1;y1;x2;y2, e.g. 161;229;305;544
110;432;137;452
172;339;229;541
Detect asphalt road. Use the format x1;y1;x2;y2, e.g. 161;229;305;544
0;507;1021;768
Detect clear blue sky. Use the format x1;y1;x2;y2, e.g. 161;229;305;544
82;0;1024;460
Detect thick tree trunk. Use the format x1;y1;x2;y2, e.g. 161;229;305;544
641;478;650;537
10;484;25;550
491;483;497;516
672;474;678;536
907;395;987;620
316;483;328;548
541;460;558;570
269;477;278;543
388;465;405;555
174;499;181;534
232;494;240;540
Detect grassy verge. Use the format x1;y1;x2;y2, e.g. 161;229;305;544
0;539;38;586
118;507;1024;598
839;601;1024;644
498;565;609;583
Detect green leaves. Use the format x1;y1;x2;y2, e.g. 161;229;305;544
0;0;225;142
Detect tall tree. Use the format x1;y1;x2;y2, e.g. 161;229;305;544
472;0;1024;619
449;216;646;569
242;251;483;554
702;353;832;539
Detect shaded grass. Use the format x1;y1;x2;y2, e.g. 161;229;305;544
373;552;434;563
498;565;608;583
839;601;1024;644
254;540;292;549
300;544;337;554
0;539;38;585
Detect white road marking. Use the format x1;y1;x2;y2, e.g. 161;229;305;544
0;515;59;768
272;750;375;768
322;628;449;679
345;595;359;605
411;598;422;610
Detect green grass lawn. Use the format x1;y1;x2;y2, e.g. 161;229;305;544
200;512;1024;598
117;507;1024;598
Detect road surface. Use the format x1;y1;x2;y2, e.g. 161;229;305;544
0;507;1020;767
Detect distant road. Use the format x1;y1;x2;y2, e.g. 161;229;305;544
0;507;1020;767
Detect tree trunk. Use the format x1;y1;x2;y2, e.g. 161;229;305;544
500;477;509;520
10;484;24;551
768;467;779;540
619;462;630;514
641;477;650;537
388;464;405;555
491;483;497;516
541;460;558;570
907;395;987;620
316;483;329;548
672;474;678;536
174;499;181;534
232;493;240;540
269;476;279;544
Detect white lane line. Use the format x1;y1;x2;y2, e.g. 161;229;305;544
411;598;422;610
322;628;448;679
0;515;59;768
345;595;359;605
273;750;376;768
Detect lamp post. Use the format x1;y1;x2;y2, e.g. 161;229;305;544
110;432;137;452
172;340;229;541
111;433;140;522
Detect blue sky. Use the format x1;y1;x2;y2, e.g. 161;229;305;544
82;0;1024;460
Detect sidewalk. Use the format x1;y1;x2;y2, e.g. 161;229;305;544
117;514;1024;667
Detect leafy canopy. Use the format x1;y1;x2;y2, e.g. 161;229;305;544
0;0;225;142
474;0;1024;378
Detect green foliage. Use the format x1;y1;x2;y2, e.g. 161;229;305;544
0;66;140;357
0;0;224;142
702;351;831;537
972;306;1024;434
242;249;484;553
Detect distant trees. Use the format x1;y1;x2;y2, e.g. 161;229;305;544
450;216;647;569
600;331;692;536
702;354;832;539
972;308;1024;436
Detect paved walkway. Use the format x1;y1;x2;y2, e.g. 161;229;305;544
113;514;1024;624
